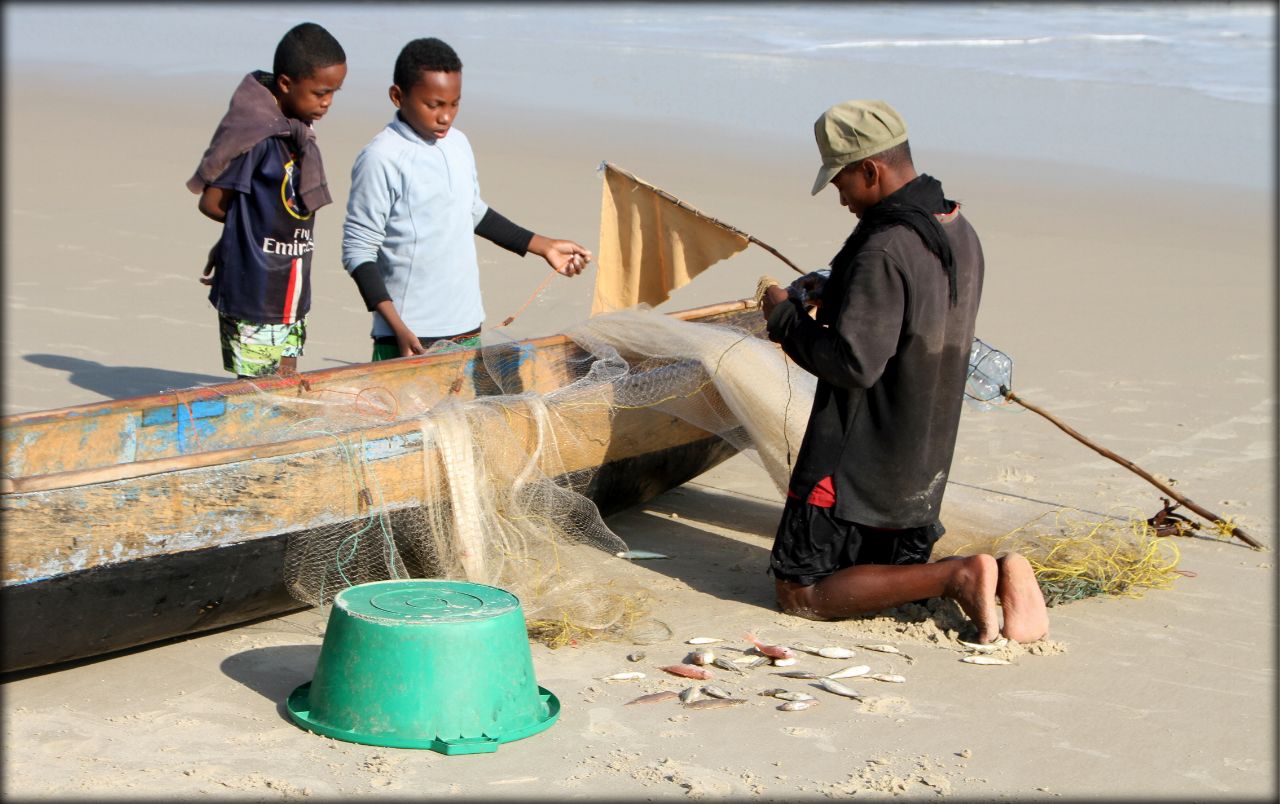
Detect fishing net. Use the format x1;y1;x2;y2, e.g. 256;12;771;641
274;303;813;646
272;302;1183;643
960;508;1188;607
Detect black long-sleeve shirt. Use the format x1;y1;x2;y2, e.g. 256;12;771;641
766;206;984;528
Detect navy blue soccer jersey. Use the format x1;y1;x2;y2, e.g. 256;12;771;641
208;137;315;324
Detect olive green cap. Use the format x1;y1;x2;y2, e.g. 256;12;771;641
811;100;908;195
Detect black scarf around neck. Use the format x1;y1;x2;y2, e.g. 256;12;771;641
830;174;958;305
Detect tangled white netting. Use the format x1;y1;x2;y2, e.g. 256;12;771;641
271;303;814;645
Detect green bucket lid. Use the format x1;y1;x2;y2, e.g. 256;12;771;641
287;579;559;754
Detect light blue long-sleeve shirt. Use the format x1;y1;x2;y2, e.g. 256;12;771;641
342;116;488;338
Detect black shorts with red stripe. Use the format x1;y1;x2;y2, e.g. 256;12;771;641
769;494;944;587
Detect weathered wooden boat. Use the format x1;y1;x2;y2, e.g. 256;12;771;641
2;300;762;673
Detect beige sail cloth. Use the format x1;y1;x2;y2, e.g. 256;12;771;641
591;163;750;315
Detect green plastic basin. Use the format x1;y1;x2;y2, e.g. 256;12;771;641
286;579;559;754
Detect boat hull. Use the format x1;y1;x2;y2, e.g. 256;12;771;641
2;301;761;673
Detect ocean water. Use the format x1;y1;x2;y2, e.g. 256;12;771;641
5;2;1274;185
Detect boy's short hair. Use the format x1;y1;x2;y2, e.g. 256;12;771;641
393;38;463;90
274;22;346;80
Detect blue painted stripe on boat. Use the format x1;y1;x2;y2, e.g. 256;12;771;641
141;399;227;427
362;431;422;462
117;413;139;465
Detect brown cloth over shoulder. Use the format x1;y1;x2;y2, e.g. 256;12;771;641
186;71;332;212
591;163;749;315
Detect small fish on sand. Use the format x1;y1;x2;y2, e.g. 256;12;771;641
758;688;789;697
771;657;798;667
688;648;715;666
774;670;821;679
601;672;646;681
712;657;746;674
778;700;817;711
825;664;871;680
686;637;722;645
684;697;747;710
744;632;796;660
618;550;670;560
961;655;1011;665
661;664;715;680
626;651;646;662
958;637;1009;654
816;677;864;700
679;686;704;704
868;673;906;684
702;685;735;699
860;644;902;655
817;646;856;659
772;691;816;702
795;644;856;659
860;644;915;663
735;656;770;669
625;691;680;705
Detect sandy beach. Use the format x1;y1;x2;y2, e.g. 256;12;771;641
3;5;1275;800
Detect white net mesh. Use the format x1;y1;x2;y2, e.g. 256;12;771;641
277;303;814;645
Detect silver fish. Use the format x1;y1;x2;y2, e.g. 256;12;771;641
860;644;902;654
816;677;864;700
601;672;646;681
626;651;646;662
958;637;1008;654
625;690;680;705
771;657;798;667
961;655;1011;665
778;700;816;711
712;657;746;674
792;643;824;655
861;644;914;663
774;670;820;679
740;656;771;669
758;688;788;697
684;697;747;710
825;664;871;680
868;673;906;684
679;686;704;703
686;637;722;645
701;685;735;700
773;691;816;702
817;646;856;659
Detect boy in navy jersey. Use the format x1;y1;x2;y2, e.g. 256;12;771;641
188;22;347;378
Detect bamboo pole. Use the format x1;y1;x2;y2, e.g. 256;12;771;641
602;162;805;275
1003;387;1265;551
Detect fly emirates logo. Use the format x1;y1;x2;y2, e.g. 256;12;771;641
261;228;315;258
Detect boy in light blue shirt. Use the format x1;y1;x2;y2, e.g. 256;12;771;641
343;37;590;360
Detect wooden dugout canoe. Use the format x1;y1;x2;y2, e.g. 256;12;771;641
1;300;762;673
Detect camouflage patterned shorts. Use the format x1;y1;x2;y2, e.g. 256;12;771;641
219;314;307;378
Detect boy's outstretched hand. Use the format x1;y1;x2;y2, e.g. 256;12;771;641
529;234;593;277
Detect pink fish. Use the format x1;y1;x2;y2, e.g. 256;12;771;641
744;632;796;660
661;664;714;680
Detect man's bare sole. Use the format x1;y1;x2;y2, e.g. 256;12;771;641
996;552;1050;643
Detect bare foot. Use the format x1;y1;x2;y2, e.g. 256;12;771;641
997;553;1050;642
944;554;1000;643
